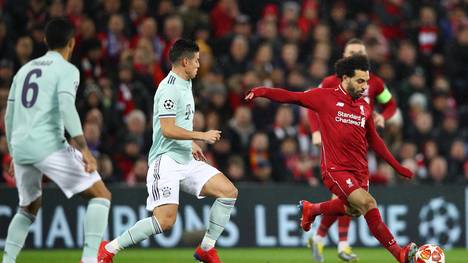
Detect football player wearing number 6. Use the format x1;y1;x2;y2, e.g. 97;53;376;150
3;18;111;263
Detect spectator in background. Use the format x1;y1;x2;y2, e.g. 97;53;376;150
66;0;85;29
226;106;255;156
47;0;64;19
436;112;460;156
210;0;239;38
98;154;116;184
274;136;316;184
0;59;14;85
298;0;319;40
394;40;418;81
75;16;98;54
414;6;442;58
0;19;14;61
127;0;149;34
226;155;246;182
219;35;249;78
161;14;184;70
448;139;466;180
250;42;273;76
130;17;165;63
155;0;175;33
427;156;448;184
84;121;102;156
116;63;152;117
126;156;148;186
98;14;129;64
12;35;33;72
80;38;105;82
95;0;121;32
372;162;395;185
178;0;209;39
196;40;214;78
276;42;300;74
249;132;272;182
446;24;468;106
407;111;434;151
114;134;141;180
269;105;297;153
30;24;47;58
256;19;281;52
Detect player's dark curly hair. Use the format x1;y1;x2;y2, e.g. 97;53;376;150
335;55;370;79
169;39;199;65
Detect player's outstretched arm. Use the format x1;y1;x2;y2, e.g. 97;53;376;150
160;117;221;144
245;86;320;111
366;116;413;179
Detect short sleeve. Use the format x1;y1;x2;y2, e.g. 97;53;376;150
158;86;179;118
57;65;80;98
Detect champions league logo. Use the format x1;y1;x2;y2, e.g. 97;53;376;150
418;197;461;249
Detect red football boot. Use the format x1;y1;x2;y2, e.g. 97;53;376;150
399;242;418;263
298;200;318;232
193;246;222;263
97;241;115;263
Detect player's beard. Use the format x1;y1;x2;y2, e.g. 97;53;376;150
187;68;198;80
347;82;363;100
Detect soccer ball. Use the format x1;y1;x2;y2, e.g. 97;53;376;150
414;244;445;263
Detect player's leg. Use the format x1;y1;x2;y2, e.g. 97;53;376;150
198;173;238;251
347;189;416;263
299;173;351;232
34;146;111;263
180;160;237;262
79;181;112;263
104;204;175;254
2;164;42;263
309;194;338;263
337;215;358;262
99;155;178;262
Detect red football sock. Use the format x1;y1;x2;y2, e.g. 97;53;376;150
317;216;337;237
364;208;401;260
338;216;351;241
318;198;346;216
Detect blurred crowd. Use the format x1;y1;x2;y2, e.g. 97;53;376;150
0;0;467;187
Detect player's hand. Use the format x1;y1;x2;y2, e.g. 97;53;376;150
8;159;14;177
244;87;266;101
202;130;221;144
373;112;385;128
192;142;207;161
81;149;97;173
396;166;413;179
312;131;322;146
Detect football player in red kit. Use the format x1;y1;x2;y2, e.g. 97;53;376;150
245;55;418;263
307;38;398;262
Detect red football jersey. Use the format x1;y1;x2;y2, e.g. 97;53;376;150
308;74;396;132
251;86;413;181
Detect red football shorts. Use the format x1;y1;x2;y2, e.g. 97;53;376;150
322;170;369;203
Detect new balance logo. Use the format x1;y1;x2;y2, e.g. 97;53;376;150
336;102;344;107
346;178;353;188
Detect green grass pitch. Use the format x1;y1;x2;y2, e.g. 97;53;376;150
5;248;467;263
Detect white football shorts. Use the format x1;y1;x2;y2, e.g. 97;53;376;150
14;145;101;206
146;154;220;211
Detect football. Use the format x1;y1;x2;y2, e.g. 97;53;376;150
414;244;445;263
